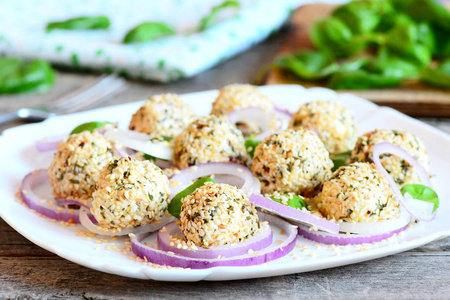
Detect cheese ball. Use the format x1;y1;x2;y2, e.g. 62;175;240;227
173;115;247;169
180;182;259;248
251;128;333;196
91;157;170;230
48;131;115;201
289;101;358;155
349;129;429;186
316;162;400;222
129;93;195;139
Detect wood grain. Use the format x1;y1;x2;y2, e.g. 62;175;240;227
265;4;450;117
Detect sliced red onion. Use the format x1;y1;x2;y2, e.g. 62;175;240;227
130;212;296;269
20;169;94;223
372;142;435;221
35;134;67;152
249;194;339;234
169;162;257;197
104;128;173;161
157;221;272;259
297;222;409;246
79;206;175;236
55;198;91;209
274;106;293;118
338;209;411;235
274;107;292;131
226;107;273;133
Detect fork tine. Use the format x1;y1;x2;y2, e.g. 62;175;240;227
50;75;128;114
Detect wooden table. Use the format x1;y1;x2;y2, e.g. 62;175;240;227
1;28;450;299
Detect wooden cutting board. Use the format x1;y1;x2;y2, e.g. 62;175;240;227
264;4;450;117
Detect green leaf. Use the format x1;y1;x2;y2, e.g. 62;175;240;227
275;51;339;80
332;0;393;35
433;26;450;58
311;17;366;58
329;70;401;90
420;65;450;90
199;0;240;31
330;150;352;172
440;59;450;75
123;22;175;44
364;48;420;79
168;177;216;218
70;121;112;135
401;183;439;213
245;135;261;158
0;59;55;94
46;16;110;32
404;0;450;31
271;194;308;210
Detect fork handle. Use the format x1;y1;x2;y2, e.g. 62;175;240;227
0;111;18;126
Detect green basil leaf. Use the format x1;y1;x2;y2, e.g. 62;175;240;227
271;194;308;210
46;16;110;32
420;65;450;89
400;183;439;213
168;177;216;218
329;70;401;90
0;59;55;94
339;58;369;72
432;26;450;58
404;0;450;31
245;135;261;158
275;51;338;80
199;0;240;31
439;59;450;75
332;0;393;35
123;22;175;44
330;150;352;172
70;121;112;135
364;48;420;79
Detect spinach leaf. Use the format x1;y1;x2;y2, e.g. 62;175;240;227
199;0;240;31
364;48;420;78
245;135;261;158
420;60;450;89
330;150;352;172
46;16;110;32
311;17;365;58
0;59;55;94
432;26;450;58
271;194;308;210
168;177;216;218
329;69;401;90
123;22;175;44
401;183;439;213
404;0;450;31
275;51;339;80
70;121;112;135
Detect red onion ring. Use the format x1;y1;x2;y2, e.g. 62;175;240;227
104;128;173;161
130;212;296;269
157;220;273;259
55;198;90;209
79;206;175;236
249;194;339;234
297;222;409;246
226;107;273;133
35;134;67;152
20;169;95;223
169;162;258;197
372;142;435;221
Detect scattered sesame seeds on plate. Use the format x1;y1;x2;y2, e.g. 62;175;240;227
1;85;450;281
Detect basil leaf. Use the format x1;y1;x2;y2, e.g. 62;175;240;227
199;0;240;31
420;65;450;90
123;22;175;44
70;121;112;135
271;194;308;210
329;70;401;90
440;59;450;75
311;17;366;58
245;135;261;158
404;0;450;31
0;59;55;94
168;177;216;218
46;16;110;32
330;150;352;172
433;26;450;58
364;48;420;79
275;51;339;80
332;0;393;35
401;183;439;213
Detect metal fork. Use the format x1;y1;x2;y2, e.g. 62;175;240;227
0;74;128;125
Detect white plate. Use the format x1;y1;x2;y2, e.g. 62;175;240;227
1;84;449;281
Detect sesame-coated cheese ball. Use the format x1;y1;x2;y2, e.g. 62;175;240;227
289;101;358;155
48;131;115;201
180;182;259;248
349;129;429;186
173;115;248;169
252;128;333;196
91;157;170;230
316;162;400;222
211;83;274;116
129;93;195;139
